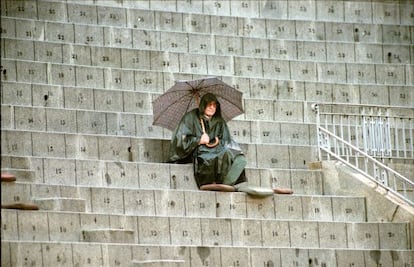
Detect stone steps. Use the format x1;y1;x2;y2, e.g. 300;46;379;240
1;170;40;211
82;229;135;244
3;104;413;166
2;209;410;250
1;165;86;213
1;181;367;221
2;2;412;36
1;241;413;267
0;155;322;192
133;259;186;267
3;34;412;65
1;168;36;182
2;101;412;142
1;103;319;145
2;57;412;89
33;197;86;212
1;1;413;266
1;129;319;169
2;79;412;110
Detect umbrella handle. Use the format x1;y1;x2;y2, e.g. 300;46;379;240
200;118;219;148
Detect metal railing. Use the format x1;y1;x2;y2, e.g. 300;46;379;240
313;103;414;206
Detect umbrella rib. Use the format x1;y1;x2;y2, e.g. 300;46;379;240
154;81;199;102
185;96;195;116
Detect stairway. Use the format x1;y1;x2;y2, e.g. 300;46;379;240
1;0;413;266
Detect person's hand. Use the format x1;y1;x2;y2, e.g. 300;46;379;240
199;133;210;145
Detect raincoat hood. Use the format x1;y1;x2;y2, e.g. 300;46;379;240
199;93;221;118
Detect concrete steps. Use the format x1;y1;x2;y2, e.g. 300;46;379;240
3;0;413;26
2;209;410;250
1;168;36;183
2;182;367;221
3;33;413;69
1;102;320;146
1;169;39;211
33;197;86;212
1;129;319;170
1;241;413;267
1;0;413;266
133;259;185;267
82;229;135;244
0;155;324;193
1;163;87;213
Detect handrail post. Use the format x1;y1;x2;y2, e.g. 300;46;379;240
312;103;321;161
313;103;413;206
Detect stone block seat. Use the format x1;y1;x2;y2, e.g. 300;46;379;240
1;0;413;266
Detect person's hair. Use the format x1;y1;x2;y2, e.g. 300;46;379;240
199;93;221;118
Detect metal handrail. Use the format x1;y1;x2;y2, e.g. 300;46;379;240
318;127;414;206
313;104;414;207
313;104;413;159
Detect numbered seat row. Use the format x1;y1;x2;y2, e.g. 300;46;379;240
2;57;412;88
0;81;320;124
2;241;413;267
1;104;319;145
1;209;410;250
3;77;412;108
3;29;413;63
1;155;322;194
2;80;412;125
3;104;413;153
1;130;318;169
2;0;413;33
2;182;362;220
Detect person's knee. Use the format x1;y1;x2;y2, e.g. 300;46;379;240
235;155;247;168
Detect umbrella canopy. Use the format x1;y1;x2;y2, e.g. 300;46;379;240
152;77;244;131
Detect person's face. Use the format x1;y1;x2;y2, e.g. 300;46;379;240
204;101;217;117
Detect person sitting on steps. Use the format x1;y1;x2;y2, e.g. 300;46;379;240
168;93;293;196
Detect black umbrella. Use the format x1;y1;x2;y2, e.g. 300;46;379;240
152;77;244;131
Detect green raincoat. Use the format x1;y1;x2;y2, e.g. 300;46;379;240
168;93;247;188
